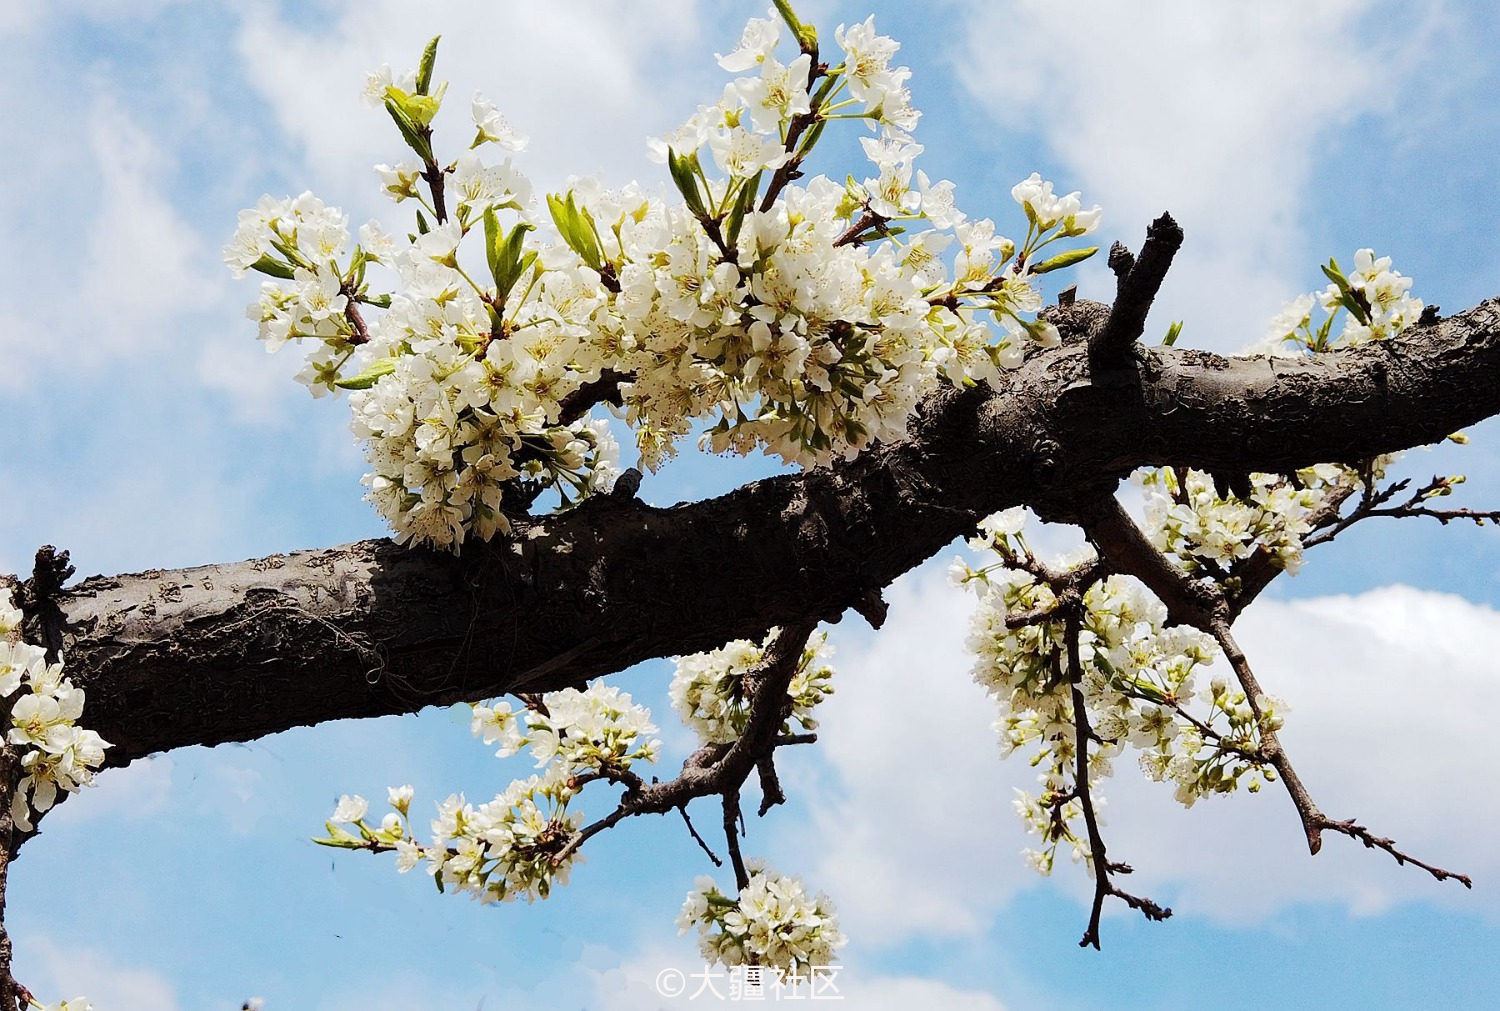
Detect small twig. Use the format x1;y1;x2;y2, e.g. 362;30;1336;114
723;792;749;891
832;209;885;249
1081;496;1216;628
756;755;785;816
679;806;721;866
421;159;447;224
1088;495;1472;891
555;369;629;425
551;804;631;867
1305;473;1500;547
1315;817;1472;888
1208;619;1322;853
1209;618;1470;886
545;623;822;875
1090;213;1183;368
1066;611;1171;949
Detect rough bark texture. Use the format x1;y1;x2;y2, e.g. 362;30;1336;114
33;297;1500;766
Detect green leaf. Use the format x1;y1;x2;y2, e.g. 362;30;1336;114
416;36;441;96
312;822;362;847
484;205;503;284
797;118;827;157
546;192;605;271
1162;320;1183;346
486;210;537;304
248;254;295;280
385;100;434;163
724;170;763;247
1028;246;1098;274
334;357;398;391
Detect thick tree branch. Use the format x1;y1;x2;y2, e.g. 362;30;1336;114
38;297;1500;766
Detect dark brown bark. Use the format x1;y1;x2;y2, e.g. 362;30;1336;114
34;296;1500;767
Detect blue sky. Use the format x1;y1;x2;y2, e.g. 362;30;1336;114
2;0;1499;1008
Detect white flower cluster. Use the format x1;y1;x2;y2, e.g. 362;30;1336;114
1257;248;1424;354
471;684;661;774
1139;465;1358;577
678;862;845;974
0;589;110;833
319;684;658;903
954;513;1290;873
224;191;363;370
227;62;623;548
228;9;1101;549
670;630;834;746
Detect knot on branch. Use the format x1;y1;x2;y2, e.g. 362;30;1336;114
1040;297;1111;346
18;546;73;664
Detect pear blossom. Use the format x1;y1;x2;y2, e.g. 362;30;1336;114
471;93;529;151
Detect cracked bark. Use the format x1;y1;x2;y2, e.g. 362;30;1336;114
29;297;1500;768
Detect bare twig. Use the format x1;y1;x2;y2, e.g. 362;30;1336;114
679;806;721;866
1209;619;1470;887
723;792;749;891
832;209;886;249
1086;495;1472;891
548;622;822;878
1065;611;1171;949
1305;474;1500;548
1090;213;1183;367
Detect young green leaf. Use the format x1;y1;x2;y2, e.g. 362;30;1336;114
725;170;763;248
385;100;434;163
546;192;605;271
485;208;537;305
248;254;295;280
335;357;398;391
416;36;441;96
1029;246;1098;274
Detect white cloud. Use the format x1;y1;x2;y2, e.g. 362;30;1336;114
80;95;222;358
836;973;1008;1010
803;565;1036;945
22;937;179;1011
233;0;715;212
953;0;1437;349
0;0;42;36
797;562;1500;950
0;82;240;391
